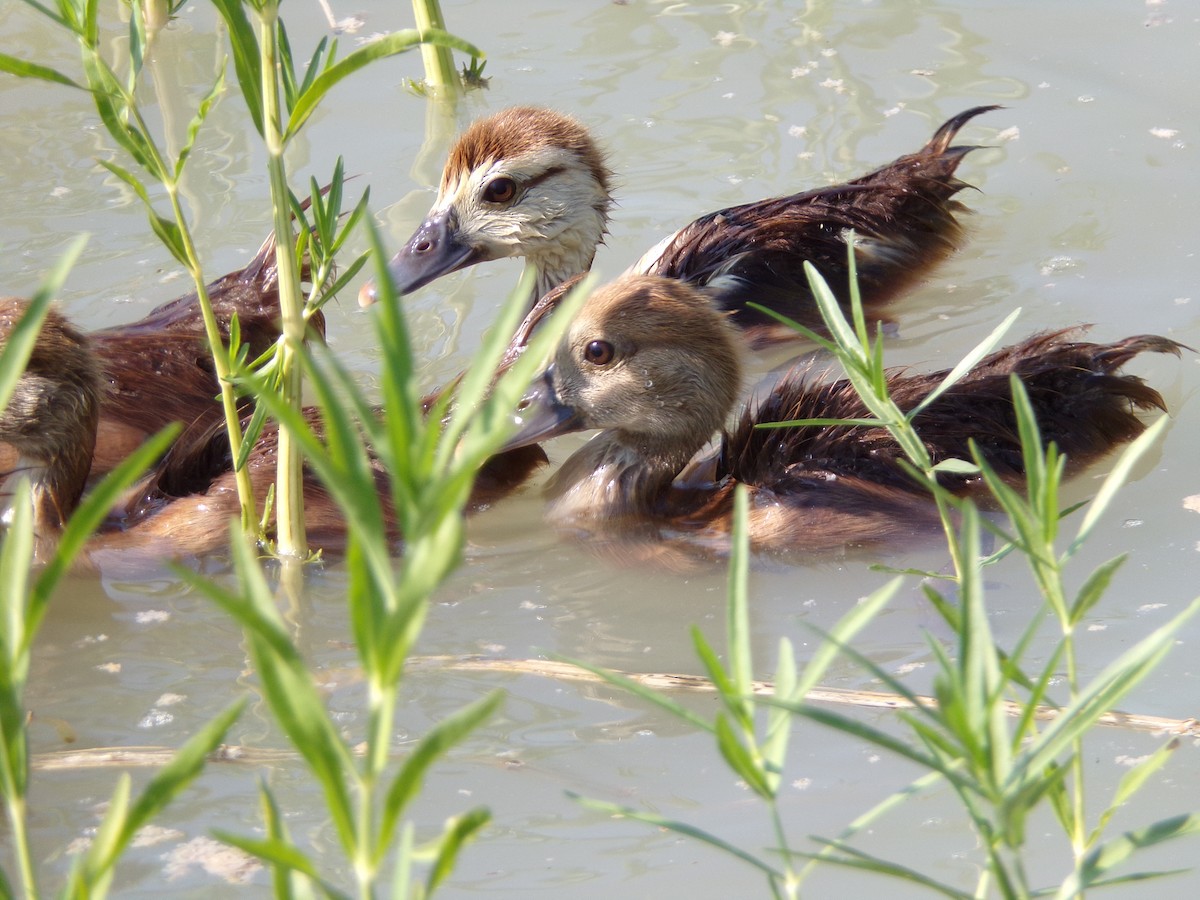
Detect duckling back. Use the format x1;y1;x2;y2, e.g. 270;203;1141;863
724;327;1180;498
641;105;1000;345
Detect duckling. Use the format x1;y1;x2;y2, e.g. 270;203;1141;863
362;105;998;345
0;303;100;534
0;233;322;480
503;276;1179;556
0;297;544;560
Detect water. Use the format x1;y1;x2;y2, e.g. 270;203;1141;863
2;0;1199;895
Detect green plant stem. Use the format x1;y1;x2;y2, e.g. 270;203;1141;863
411;0;458;91
103;83;256;532
769;801;798;900
5;793;35;900
256;0;307;558
355;768;375;897
161;180;257;532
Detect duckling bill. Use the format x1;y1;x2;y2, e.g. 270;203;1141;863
503;275;1181;556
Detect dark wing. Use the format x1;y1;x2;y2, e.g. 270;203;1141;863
644;106;1001;344
723;328;1180;493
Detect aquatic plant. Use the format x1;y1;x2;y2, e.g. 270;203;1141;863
0;0;480;557
0;246;241;900
573;259;1200;898
183;237;587;895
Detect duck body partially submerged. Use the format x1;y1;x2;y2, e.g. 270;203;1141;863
0;234;321;481
0;296;544;563
505;276;1180;557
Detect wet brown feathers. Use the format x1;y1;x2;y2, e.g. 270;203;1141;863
517;275;1180;556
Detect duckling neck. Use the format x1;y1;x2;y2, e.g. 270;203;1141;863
542;432;694;523
524;220;603;301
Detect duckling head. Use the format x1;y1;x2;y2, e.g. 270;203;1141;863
0;298;101;531
507;275;744;476
362;107;613;306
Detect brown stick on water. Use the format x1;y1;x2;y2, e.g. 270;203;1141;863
30;656;1198;771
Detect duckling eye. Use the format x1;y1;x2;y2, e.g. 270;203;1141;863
483;176;517;204
583;340;615;366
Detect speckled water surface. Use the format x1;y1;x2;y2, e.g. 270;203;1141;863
2;1;1199;896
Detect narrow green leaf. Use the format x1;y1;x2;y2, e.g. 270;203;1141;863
795;769;945;883
1059;813;1200;898
212;831;346;897
96;158;151;204
691;625;747;729
67;773;131;895
181;538;359;848
761;637;796;788
745;301;837;354
1087;738;1180;850
390;823;416;899
0;53;84;89
930;457;981;476
255;778;297;900
725;485;756;729
175;66;225;178
906;307;1022;419
377;691;503;855
802;260;863;358
147;214;188;266
714;713;772;800
292;30;327;101
0;482;35;800
424;807;492;895
754;416;881;430
1070;416;1169;553
285;30;482;140
571;793;785;881
71;699;243;891
120;699;246;838
783;703;977;794
127;0;146;85
1070;555;1126;626
0;293;54;416
1008;598;1200;794
803;837;972;899
80;52;161;175
210;0;264;135
553;655;714;733
795;577;901;699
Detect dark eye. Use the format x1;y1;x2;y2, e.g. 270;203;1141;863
483;176;517;204
583;340;615;365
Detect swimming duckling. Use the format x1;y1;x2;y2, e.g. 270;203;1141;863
362;105;998;345
503;276;1179;555
0;297;543;560
0;233;321;480
0;303;100;534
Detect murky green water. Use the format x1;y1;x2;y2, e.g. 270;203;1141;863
2;0;1199;895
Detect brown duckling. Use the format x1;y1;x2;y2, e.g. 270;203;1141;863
0;303;100;534
0;297;543;559
502;276;1180;556
0;233;321;480
361;105;998;346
